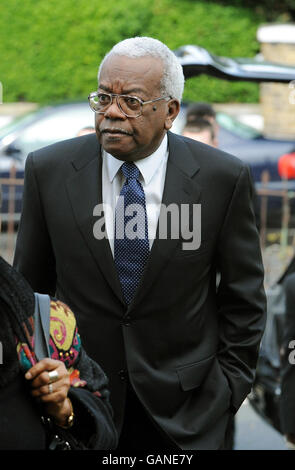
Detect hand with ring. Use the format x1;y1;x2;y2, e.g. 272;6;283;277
25;358;72;427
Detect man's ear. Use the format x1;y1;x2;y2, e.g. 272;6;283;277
164;99;180;130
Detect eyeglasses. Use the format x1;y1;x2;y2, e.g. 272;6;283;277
88;91;171;118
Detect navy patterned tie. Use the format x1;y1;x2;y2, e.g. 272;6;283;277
114;162;149;305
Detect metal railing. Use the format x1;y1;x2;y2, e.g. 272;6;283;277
0;163;24;262
257;170;295;251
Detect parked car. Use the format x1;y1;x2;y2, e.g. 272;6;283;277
0;116;13;129
0;101;94;170
0;102;95;219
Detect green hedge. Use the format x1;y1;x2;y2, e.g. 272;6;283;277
213;0;295;21
0;0;267;104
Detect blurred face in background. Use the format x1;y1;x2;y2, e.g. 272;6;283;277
76;127;95;137
185;103;219;147
182;120;216;147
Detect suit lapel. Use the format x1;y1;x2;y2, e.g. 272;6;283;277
66;135;125;307
65;132;202;311
128;132;202;311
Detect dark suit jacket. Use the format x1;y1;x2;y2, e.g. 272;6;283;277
14;131;266;450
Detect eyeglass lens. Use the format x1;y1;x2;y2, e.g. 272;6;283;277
90;93;141;116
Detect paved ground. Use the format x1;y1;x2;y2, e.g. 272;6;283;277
234;398;288;450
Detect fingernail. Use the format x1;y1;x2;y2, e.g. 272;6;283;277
25;371;32;379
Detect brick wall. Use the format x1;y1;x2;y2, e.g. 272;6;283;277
258;25;295;140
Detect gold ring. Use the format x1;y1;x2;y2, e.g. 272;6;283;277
48;383;53;394
48;370;59;383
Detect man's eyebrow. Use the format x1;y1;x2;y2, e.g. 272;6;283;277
98;84;147;97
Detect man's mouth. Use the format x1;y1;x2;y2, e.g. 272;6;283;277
101;128;132;136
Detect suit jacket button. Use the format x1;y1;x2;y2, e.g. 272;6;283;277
118;369;127;381
123;315;131;326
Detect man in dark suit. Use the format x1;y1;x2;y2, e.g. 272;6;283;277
14;37;266;450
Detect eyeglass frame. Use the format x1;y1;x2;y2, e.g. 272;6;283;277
88;91;172;118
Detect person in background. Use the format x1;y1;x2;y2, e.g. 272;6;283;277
185;102;219;147
182;117;216;147
0;185;117;450
76;126;96;137
184;102;260;231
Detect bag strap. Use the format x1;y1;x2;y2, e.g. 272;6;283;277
34;293;51;360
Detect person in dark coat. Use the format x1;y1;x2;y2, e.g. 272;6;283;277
14;36;266;450
0;186;117;450
280;272;295;448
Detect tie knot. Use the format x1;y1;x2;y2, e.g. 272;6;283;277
121;162;140;180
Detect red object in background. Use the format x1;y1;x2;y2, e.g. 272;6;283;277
278;152;295;179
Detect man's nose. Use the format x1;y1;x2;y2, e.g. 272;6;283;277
103;97;126;119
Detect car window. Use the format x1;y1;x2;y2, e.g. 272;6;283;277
171;103;262;139
0;110;45;139
216;112;261;139
11;105;94;156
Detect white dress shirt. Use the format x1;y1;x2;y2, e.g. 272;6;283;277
102;133;169;255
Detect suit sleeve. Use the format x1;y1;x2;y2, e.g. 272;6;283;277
13;152;57;295
216;164;267;413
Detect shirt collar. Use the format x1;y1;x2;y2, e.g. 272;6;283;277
103;133;168;185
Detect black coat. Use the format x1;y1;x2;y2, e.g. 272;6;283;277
14;131;266;450
279;272;295;434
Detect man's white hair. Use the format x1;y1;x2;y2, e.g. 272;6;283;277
97;37;184;102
